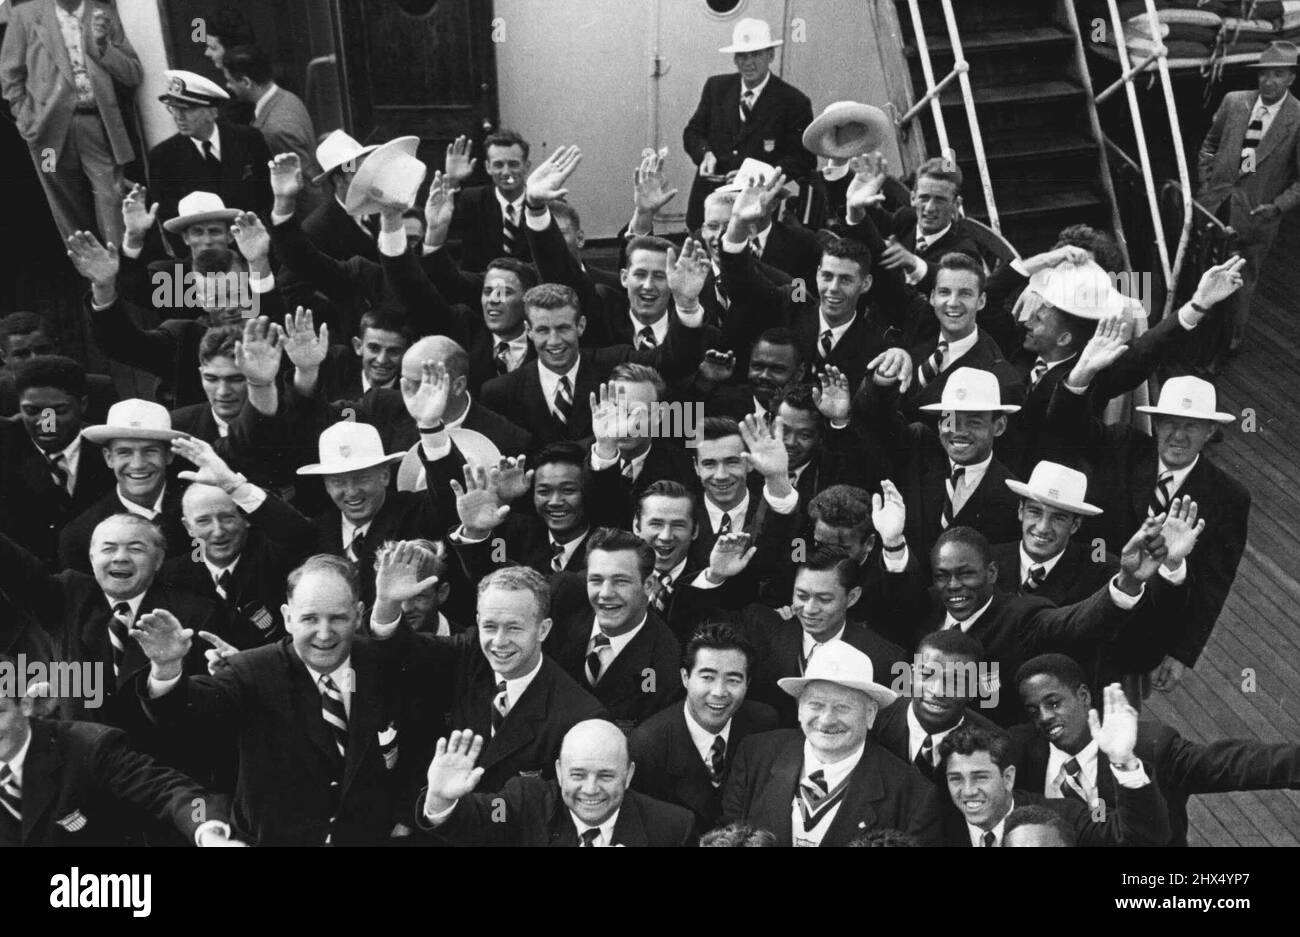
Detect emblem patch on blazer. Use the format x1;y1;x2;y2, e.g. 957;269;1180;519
57;810;88;832
246;605;275;632
763;138;775;153
378;722;399;770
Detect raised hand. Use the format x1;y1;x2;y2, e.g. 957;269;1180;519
121;185;159;242
375;541;441;605
130;608;193;674
1191;255;1246;308
699;151;719;178
449;464;509;538
282;307;329;371
405;359;450;428
494;455;534;503
845;154;888;214
423;170;456;239
525;144;582;207
67;231;120;285
235;316;284;386
1022;244;1091;275
868;347;914;392
667;237;710;306
1160;496;1205;567
230;211;271;265
633;150;679;214
444;135;477;187
871;479;907;547
739;412;789;480
269;152;303;201
812;365;852;422
707;532;757;581
589;381;628;458
196;630;240;676
1088;684;1140;766
173;436;240;490
1118;516;1167;588
1150;654;1186;693
424;730;487;816
699;350;736;385
879;238;920;273
1068;314;1132;389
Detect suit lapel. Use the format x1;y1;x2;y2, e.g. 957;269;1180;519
611;794;650;846
341;643;384;795
761;740;804;847
822;749;885;846
20;721;60;843
664;709;720;820
37;2;76;91
286;647;339;766
482;662;550;769
1130;444;1159;524
1256;97;1299;166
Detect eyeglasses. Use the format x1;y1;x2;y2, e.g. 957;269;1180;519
165;103;200;115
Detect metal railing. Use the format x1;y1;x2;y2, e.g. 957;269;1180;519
1098;0;1194;319
897;0;1001;233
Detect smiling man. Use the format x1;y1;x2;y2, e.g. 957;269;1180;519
448;129;534;271
1010;653;1300;847
134;554;424;844
370;561;604;794
417;720;694;845
58;400;193;573
722;641;942;846
939;687;1172;846
628;623;778;835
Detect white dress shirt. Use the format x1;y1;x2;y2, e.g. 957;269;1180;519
684;702;732;769
629;312;670;347
572;810;621;846
705;491;749;536
739;71;772;116
1046;738;1099;803
340;517;374;557
590;614;647;671
1019;543;1066;586
0;726;33;788
117;487;166;520
102;592;147;626
948;453;992;517
590;442;651;481
495;654;543;712
33;434;82;495
306;656;354;719
938;328;980;371
943;595;996;632
905;222;953;286
800;623;846;667
204;554;241;596
548;528;589;572
496;188;526;227
817;312;857;354
190;124;222;162
537;360;581;421
968;804;1011;846
905;703;965;765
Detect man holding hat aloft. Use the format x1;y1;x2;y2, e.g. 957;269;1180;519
301;129;382;262
720;641;944;846
1050;319;1250;695
683;18;814;230
1197;40;1300;358
148;69;271;234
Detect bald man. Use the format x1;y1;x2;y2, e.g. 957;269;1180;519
297;335;532;457
161;437;316;646
417;720;695;845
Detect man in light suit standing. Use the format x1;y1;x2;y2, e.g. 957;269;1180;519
1197;40;1300;361
0;0;143;247
221;45;322;185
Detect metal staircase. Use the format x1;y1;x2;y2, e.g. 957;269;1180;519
894;0;1122;256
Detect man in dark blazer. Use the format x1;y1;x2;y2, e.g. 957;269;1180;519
162;436;317;647
721;640;943;846
992;460;1117;604
938;701;1172;846
0;682;239;847
0;356;114;568
853;367;1023;562
480;282;707;452
877;512;1177;727
1197;41;1300;354
547;529;683;730
739;546;908;728
682;18;814;230
148;69;271;234
372;563;605;794
448;129;535;272
861;156;984;300
869;629;1004;785
0;518;224;726
132;555;429;845
416;721;694;846
303;129;381;263
1045;354;1250;694
628;623;779;836
1013;653;1300;847
0;313;117;421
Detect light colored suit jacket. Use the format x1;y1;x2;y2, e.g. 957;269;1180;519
253;84;321;177
1197;89;1300;228
0;0;141;164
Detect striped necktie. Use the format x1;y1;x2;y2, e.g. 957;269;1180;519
347;529;366;564
941;465;965;530
636;325;658;350
490;679;509;736
740;90;755;123
917;340;948;388
0;763;20;823
1059;757;1089;804
553;375;573;425
585;632;611;686
494;341;511;375
47;451;70;493
550;539;567;573
319;673;348;760
797;768;850;832
1022;564;1046;594
108;601;131;680
1148;471;1174;517
1241;106;1266;174
707;735;726;786
652;570;674;613
502;202;519;256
